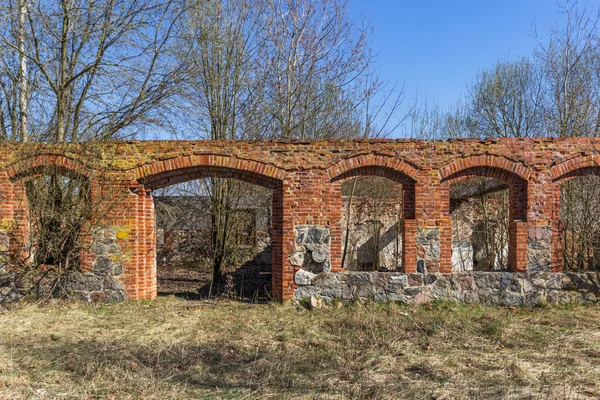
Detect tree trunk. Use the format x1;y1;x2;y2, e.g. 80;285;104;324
18;0;28;142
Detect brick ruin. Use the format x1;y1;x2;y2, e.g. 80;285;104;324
0;138;600;304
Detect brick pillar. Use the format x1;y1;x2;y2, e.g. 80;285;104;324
525;173;555;272
401;179;417;273
510;181;529;272
417;171;448;274
5;179;30;267
329;181;343;272
509;221;528;272
271;183;287;301
133;186;156;300
283;170;338;300
92;178;156;300
550;183;563;272
402;219;416;272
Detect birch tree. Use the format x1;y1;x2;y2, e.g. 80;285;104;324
0;0;185;143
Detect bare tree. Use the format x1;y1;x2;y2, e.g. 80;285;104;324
0;0;186;301
0;0;185;143
171;0;266;282
470;57;545;138
534;0;600;138
256;0;375;139
177;0;261;141
534;1;600;270
439;1;600;272
17;0;28;141
167;0;407;284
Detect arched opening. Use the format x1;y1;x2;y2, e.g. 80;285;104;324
4;164;95;298
557;168;600;271
331;166;415;272
450;177;510;271
10;166;91;269
443;167;527;272
140;165;283;302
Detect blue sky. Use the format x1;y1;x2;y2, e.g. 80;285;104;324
349;0;566;134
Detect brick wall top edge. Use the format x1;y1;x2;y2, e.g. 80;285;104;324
1;137;600;180
0;136;595;148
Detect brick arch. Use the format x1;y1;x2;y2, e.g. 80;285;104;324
330;155;416;214
5;153;94;181
440;165;528;222
439;154;533;182
550;154;600;182
440;156;530;222
327;153;418;220
326;153;419;182
134;154;285;190
549;155;600;273
2;153;95;278
440;163;529;273
326;154;418;275
441;165;528;190
131;153;287;300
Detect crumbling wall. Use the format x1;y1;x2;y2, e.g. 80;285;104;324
0;138;599;301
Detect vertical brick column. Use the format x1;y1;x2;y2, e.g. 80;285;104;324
525;172;555;272
510;181;529;272
509;221;528;272
5;178;30;267
416;171;448;273
549;182;563;272
401;180;417;272
437;176;452;273
91;177;157;300
328;181;343;272
133;186;156;300
402;219;417;272
282;170;337;300
271;183;286;300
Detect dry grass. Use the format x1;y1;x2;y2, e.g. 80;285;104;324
0;298;599;399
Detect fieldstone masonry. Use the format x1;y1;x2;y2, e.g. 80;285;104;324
527;225;552;272
0;227;127;302
416;227;441;273
81;227;127;301
290;225;331;273
294;271;600;305
0;138;599;304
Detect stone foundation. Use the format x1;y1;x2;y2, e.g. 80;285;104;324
294;270;600;306
0;226;126;303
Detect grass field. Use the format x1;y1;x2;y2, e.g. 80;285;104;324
0;298;599;399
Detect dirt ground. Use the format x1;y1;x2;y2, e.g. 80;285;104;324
157;261;272;302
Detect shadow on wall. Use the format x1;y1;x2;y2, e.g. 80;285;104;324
353;222;401;271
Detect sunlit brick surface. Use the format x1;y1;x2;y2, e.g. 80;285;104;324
1;138;598;300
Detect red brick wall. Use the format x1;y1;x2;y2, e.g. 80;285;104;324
1;138;599;300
